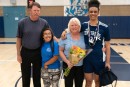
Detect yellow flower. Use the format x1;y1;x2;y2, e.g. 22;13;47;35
64;45;87;77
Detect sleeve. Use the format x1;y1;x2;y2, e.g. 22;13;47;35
81;23;84;32
16;20;24;38
41;19;50;31
45;21;50;28
104;26;111;41
53;41;59;56
44;19;50;28
58;38;65;48
81;22;88;32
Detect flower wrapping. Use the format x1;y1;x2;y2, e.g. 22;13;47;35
64;45;87;77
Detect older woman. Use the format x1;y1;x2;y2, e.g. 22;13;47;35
59;17;85;87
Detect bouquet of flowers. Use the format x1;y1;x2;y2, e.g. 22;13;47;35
64;45;87;77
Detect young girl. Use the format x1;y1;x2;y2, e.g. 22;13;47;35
41;28;60;87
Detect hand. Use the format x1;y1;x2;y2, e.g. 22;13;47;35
102;47;106;52
105;62;111;70
17;55;22;63
44;64;48;69
66;60;73;69
61;31;67;40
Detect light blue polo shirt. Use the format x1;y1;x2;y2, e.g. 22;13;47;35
59;33;86;66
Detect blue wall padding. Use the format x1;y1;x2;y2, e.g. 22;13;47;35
0;16;130;38
0;17;4;37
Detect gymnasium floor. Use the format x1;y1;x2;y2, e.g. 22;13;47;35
0;38;130;87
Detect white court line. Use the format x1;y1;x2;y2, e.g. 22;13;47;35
111;55;121;57
110;62;129;64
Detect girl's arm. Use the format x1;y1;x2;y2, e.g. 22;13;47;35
44;55;58;69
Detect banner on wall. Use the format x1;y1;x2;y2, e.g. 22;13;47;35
64;0;88;16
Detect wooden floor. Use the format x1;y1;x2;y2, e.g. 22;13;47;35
0;38;130;87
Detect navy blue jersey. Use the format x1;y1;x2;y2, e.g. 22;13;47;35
81;21;110;56
82;21;111;74
81;21;110;74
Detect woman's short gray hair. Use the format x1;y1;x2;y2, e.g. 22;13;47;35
68;17;81;32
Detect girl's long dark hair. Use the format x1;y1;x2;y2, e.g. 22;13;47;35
40;27;54;53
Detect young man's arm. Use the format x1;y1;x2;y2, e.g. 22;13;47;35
61;28;69;40
105;41;111;70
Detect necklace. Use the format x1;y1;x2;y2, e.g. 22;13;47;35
88;21;99;47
